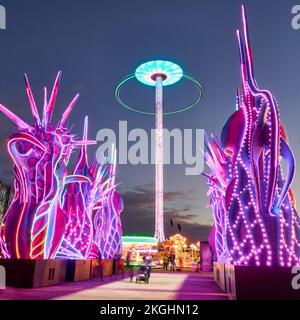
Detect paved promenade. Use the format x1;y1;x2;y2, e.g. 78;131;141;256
0;271;228;300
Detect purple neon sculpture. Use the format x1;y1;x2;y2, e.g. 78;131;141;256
205;6;300;267
0;72;123;260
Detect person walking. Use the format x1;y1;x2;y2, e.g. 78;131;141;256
169;252;176;271
145;255;152;279
163;255;169;271
114;252;123;280
125;251;134;282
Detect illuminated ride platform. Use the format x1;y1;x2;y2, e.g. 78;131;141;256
121;234;210;272
122;235;159;267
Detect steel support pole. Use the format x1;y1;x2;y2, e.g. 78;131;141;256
155;76;165;242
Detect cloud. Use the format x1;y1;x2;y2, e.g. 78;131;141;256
120;183;212;243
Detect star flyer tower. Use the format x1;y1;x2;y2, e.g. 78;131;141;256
116;60;204;243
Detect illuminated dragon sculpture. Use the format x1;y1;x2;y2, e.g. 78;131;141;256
205;6;300;267
0;72;123;260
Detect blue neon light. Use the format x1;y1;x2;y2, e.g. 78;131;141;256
135;60;183;87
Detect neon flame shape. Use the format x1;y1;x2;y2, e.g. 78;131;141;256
0;72;123;260
205;6;300;267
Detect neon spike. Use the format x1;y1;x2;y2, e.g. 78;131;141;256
241;5;255;78
81;116;89;164
73;140;97;146
240;5;280;215
60;93;80;127
45;71;62;127
42;87;48;128
0;104;31;130
73;116;89;173
236;30;247;94
83;116;88;141
24;73;41;126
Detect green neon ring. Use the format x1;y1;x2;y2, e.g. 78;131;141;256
115;73;204;116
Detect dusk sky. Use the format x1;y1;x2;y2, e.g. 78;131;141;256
0;0;299;242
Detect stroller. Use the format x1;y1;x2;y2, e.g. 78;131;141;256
136;266;151;284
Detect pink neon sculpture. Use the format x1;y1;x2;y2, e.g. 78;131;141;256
0;72;123;260
205;6;300;267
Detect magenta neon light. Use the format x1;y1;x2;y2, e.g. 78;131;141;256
205;6;300;267
0;72;123;260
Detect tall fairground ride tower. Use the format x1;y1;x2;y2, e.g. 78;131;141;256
116;60;203;242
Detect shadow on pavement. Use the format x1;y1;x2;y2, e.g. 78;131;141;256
173;272;228;300
0;274;129;300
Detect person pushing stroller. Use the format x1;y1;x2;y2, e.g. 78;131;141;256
136;265;151;284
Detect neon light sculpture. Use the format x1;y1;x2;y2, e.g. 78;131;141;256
205;6;300;267
0;72;123;260
116;61;204;243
